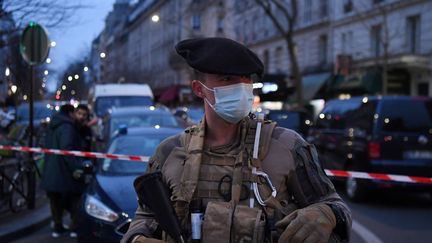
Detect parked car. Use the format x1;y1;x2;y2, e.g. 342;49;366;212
173;106;204;127
88;83;154;118
76;126;183;243
265;109;313;137
308;96;432;201
98;106;181;150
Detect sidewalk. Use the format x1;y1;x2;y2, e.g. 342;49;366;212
0;190;50;242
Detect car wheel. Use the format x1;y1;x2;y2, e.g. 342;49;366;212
345;177;368;202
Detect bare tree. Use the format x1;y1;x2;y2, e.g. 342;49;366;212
254;0;303;106
0;0;88;48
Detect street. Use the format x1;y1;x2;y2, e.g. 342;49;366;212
11;187;432;243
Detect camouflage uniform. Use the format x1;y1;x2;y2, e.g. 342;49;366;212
122;116;351;243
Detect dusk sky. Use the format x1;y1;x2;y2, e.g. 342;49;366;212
47;0;116;91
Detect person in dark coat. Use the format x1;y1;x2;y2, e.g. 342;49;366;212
74;104;92;151
41;104;85;238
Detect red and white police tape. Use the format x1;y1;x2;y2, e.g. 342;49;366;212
1;145;431;184
0;145;150;163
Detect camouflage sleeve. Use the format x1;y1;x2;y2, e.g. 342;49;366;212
121;134;183;243
287;134;352;242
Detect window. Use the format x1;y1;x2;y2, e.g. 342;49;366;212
319;35;328;64
320;0;329;18
275;47;283;72
191;14;201;30
418;83;429;96
343;0;353;13
304;0;312;23
316;98;378;132
371;25;382;57
379;99;432;133
341;33;347;54
407;15;421;54
217;16;224;33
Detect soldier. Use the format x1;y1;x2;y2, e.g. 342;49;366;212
122;37;351;243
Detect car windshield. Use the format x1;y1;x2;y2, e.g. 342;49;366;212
16;104;54;121
317;99;377;132
110;113;179;135
268;111;300;129
95;96;153;117
379;99;432;133
102;134;171;174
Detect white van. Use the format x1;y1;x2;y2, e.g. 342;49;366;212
89;83;154;117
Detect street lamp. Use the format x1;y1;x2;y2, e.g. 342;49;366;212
83;66;89;72
100;52;106;59
74;74;79;79
5;67;10;76
50;41;56;47
151;14;160;22
62;85;67;90
44;70;49;75
46;58;51;64
11;85;17;94
68;76;73;81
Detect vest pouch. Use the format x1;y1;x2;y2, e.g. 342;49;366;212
232;205;265;243
202;201;232;243
202;202;265;243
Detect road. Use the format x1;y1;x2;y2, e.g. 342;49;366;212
344;188;432;243
11;188;432;243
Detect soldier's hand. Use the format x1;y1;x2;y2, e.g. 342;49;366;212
131;235;165;243
275;203;336;243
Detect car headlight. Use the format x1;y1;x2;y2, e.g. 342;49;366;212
85;195;119;222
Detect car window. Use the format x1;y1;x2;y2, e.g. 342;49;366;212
378;99;432;133
268;111;300;129
95;96;153;117
316;98;377;132
102;134;172;174
110;113;179;135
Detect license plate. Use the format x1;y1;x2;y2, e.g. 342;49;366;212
404;151;432;159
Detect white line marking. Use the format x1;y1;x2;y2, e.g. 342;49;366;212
352;220;384;243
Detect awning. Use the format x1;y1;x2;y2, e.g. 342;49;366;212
335;71;381;94
302;72;331;100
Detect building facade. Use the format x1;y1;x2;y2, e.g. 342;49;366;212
93;0;432;104
94;0;236;104
235;0;432;100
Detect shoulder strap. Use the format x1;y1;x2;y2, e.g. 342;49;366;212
244;118;276;168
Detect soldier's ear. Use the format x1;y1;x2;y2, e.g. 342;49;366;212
191;80;204;98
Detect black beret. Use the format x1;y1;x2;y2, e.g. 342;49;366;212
175;37;264;78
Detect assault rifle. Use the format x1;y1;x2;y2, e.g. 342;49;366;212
134;171;185;243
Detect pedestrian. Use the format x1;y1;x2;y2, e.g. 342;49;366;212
41;104;86;238
122;37;352;243
74;104;92;151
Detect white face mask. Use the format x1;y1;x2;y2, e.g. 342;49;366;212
200;82;254;124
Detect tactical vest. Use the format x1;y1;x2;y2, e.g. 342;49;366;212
166;115;294;242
